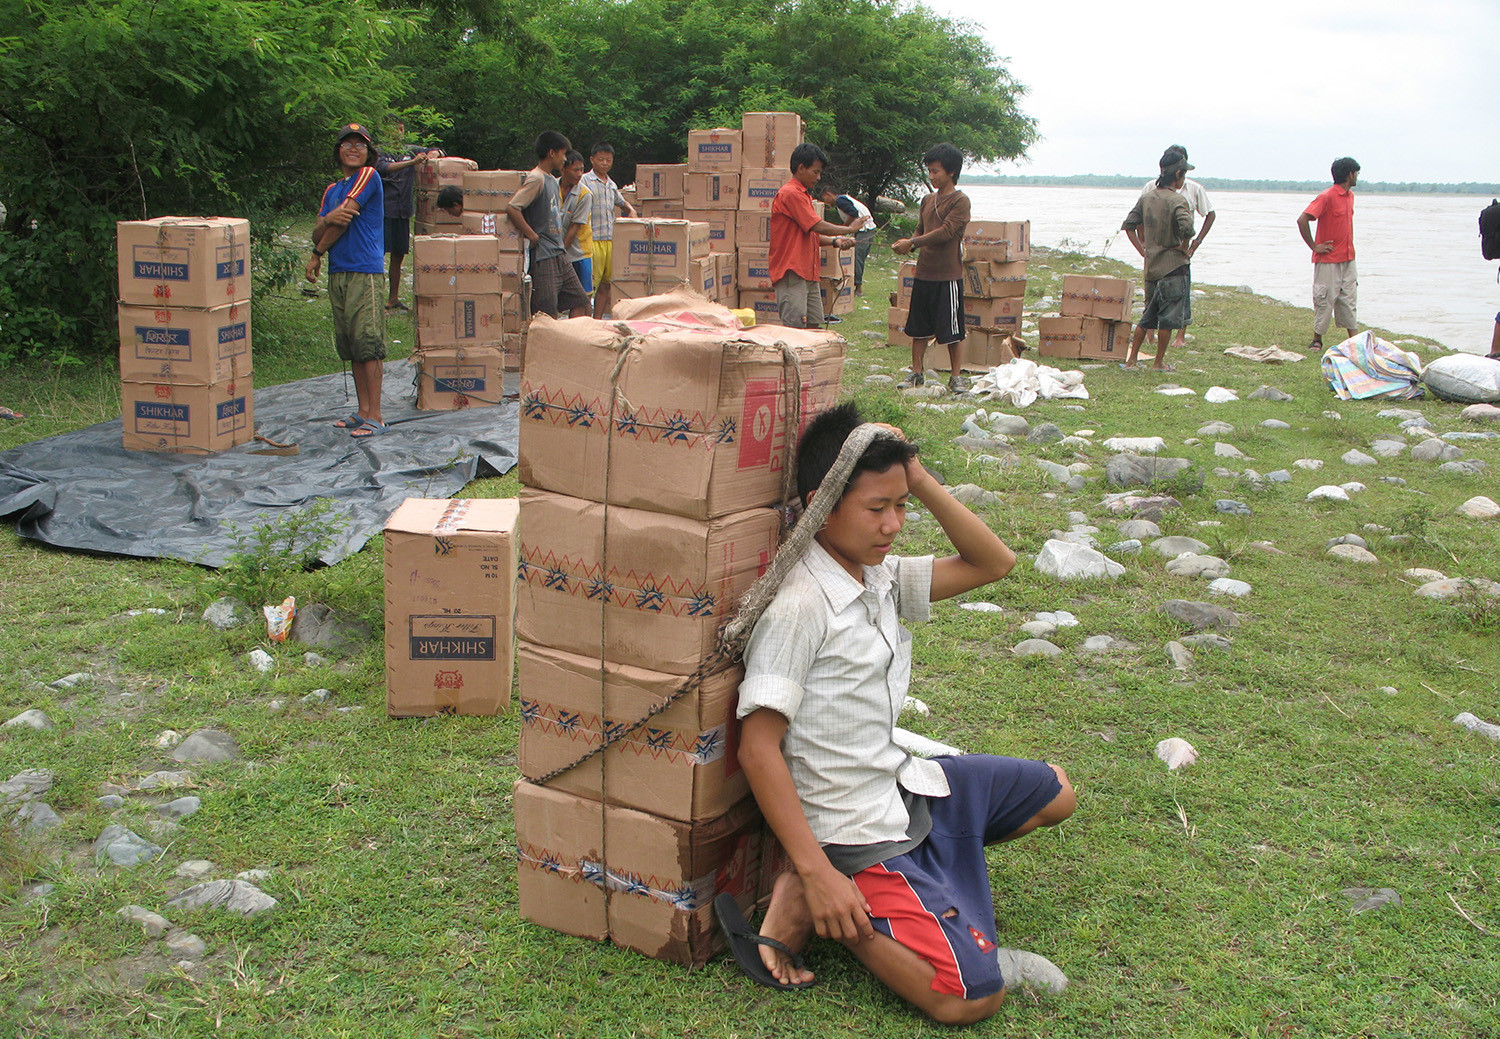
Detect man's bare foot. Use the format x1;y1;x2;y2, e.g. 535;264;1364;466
759;871;816;985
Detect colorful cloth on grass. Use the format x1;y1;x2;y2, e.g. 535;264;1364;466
1321;331;1424;400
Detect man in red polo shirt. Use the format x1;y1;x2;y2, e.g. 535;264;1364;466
770;143;856;328
1296;157;1360;350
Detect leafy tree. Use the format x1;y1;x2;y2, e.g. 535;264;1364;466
0;0;418;362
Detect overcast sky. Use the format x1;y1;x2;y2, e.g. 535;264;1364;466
928;0;1500;184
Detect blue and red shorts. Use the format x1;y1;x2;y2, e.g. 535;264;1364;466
851;754;1061;999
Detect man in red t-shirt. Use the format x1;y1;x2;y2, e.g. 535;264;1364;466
1296;157;1360;350
770;143;856;328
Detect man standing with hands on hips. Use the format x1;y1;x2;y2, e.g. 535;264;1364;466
1297;157;1360;351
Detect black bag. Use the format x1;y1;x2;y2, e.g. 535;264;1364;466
1481;198;1500;261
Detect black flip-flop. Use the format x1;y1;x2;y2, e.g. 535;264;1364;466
713;892;815;991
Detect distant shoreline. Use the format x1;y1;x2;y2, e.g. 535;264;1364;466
968;175;1500;197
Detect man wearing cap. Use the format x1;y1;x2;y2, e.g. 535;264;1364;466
1139;146;1215;353
306;123;389;436
1121;150;1196;371
1296;157;1361;351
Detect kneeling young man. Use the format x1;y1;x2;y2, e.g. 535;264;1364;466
730;403;1076;1025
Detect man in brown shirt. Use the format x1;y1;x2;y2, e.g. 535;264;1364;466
893;143;972;393
1121;148;1196;371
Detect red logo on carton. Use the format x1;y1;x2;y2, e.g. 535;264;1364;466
738;376;782;470
434;669;464;689
154;385;171;399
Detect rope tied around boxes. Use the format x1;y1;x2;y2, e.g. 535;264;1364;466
530;405;895;788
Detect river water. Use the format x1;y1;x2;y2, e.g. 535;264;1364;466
965;185;1498;354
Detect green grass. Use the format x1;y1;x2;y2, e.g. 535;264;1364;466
1;242;1497;1037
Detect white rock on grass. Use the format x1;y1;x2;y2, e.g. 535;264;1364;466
994;948;1069;996
1456;496;1500;519
1165;642;1195;669
959;602;1004;613
166;879;278;916
1339;482;1366;495
1214;442;1247;459
246;649;275;674
48;672;92;689
1013;639;1063;658
116;905;172;938
1165;554;1231;579
1294;459;1324;470
1204;387;1239;403
1459;403;1500;422
1306;485;1349;502
176;860;217;879
1020;621;1057;638
1155;737;1199;770
1260;419;1291;430
1207;578;1252;597
1103;436;1166;454
1454;713;1500;741
1036;610;1079;627
166;932;208;958
1404;568;1446;582
1416;578;1500;600
1198;421;1234;436
3;709;54;731
1327;544;1379;563
1341;449;1377;466
1150;536;1211;558
1156;386;1196;396
1034;540;1125;580
153;730;182;749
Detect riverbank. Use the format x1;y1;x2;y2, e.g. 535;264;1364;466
1;248;1497;1037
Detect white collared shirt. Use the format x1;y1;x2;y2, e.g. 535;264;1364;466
1140;176;1215;216
738;541;949;847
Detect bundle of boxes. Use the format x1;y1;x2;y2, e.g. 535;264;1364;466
629;112;853;326
887;220;1031;372
1038;273;1135;361
407;159;528;408
510;308;847;965
116;216;254;454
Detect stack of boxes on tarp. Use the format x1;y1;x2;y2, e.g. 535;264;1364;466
512;296;847;965
116;217;253;453
888;220;1031;372
383;496;519;717
1039;273;1135;362
408;163;528;407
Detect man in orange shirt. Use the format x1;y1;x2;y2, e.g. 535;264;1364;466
770;143;856;328
1296;157;1360;350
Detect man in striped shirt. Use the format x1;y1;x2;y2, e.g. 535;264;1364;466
306;124;389;437
581;143;637;318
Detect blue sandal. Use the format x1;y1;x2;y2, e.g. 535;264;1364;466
350;419;390;438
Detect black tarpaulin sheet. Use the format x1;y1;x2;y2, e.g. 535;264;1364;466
0;360;519;567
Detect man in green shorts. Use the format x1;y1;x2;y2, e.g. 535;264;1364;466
305;123;390;436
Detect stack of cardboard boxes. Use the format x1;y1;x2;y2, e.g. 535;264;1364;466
116;217;254;453
409;164;530;406
1039;273;1135;361
414;157;477;235
887;219;1031;372
610;218;718;303
511;304;847;965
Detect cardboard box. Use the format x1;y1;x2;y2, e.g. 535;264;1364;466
121;374;253;454
737;289;780;325
416;156;479;193
462;170;527;213
611;279;687;303
415;191;464;229
517;641;748;821
415;346;508;410
738;169;784;213
383;497;518;715
819;245;854;280
683;173;740;211
963;260;1028;300
683;209;736;254
635;164;688;200
637;199;686;220
414;234;523;295
1038;316;1132;360
1060;274;1134;322
964;296;1024;333
612;220;712;283
689;256;717;299
819;276;853;315
735;211;771;244
519;313;844;518
715;253;736;303
117;302;251;385
116;216;250;309
736;246;772;291
515;489;779;674
459;211;525;251
500;332;525;373
687;128;743;173
925;330;1022;372
962;220;1030;263
740;112;804;170
416;292;525;348
514;780;763;966
894;261;918;310
887;306;909;347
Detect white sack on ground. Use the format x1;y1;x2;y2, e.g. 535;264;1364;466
971;358;1088;408
1422;354;1500;404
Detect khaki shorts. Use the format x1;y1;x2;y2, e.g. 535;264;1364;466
774;271;824;329
1312;260;1357;335
592;240;614;284
328;271;387;363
